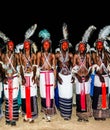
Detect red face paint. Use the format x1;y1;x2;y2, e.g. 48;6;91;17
24;41;30;50
96;41;103;51
78;43;86;53
43;40;50;51
61;41;69;51
7;41;14;51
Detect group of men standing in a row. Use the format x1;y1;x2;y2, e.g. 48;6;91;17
0;23;110;126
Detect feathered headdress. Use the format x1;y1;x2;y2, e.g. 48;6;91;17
60;22;70;44
0;31;12;52
38;29;52;52
75;25;96;52
31;42;38;53
38;29;51;43
62;22;68;40
94;25;110;52
24;23;37;40
98;25;110;40
82;25;96;43
15;23;38;53
15;43;24;53
0;31;10;43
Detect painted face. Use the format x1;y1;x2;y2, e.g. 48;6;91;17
43;40;50;51
96;41;103;51
78;43;86;53
24;41;30;50
7;41;14;51
61;41;69;51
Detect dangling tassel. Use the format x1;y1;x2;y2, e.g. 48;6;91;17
102;82;106;109
80;77;86;111
25;76;32;118
90;73;95;96
45;72;51;108
46;84;51;108
8;79;13;120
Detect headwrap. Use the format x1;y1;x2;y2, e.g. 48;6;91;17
38;29;52;52
94;25;110;53
15;23;38;54
0;31;14;53
75;25;96;52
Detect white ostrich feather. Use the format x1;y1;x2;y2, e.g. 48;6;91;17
15;43;24;53
90;47;97;52
82;25;96;43
0;31;10;43
31;42;38;53
62;22;68;39
106;36;110;41
25;23;37;40
98;25;110;40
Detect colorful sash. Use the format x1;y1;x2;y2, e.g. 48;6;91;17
25;76;32;118
40;71;54;108
102;82;106;109
45;71;53;108
80;77;86;111
8;79;13;120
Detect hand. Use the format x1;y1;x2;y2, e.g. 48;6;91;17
71;76;75;83
22;77;26;85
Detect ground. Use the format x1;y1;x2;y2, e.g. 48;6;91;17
0;97;110;130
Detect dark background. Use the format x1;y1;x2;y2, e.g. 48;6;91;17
0;1;110;53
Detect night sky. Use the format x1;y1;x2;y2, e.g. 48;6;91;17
0;1;110;52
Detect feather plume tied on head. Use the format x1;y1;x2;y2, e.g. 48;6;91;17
31;42;38;53
98;25;110;40
59;22;70;47
15;24;38;54
62;22;68;40
15;43;24;53
25;23;37;40
0;31;11;52
76;25;96;52
38;29;52;52
38;29;51;41
0;31;10;43
94;25;110;53
82;25;96;43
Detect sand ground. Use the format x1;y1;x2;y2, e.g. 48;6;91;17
1;96;110;130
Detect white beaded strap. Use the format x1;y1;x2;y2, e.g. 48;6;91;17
32;64;38;68
0;61;3;65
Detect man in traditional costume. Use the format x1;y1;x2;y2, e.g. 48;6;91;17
37;29;56;122
0;35;20;125
55;23;74;120
72;25;96;122
91;25;110;121
20;24;38;123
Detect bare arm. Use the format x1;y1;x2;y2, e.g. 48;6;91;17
37;52;41;67
19;53;26;85
72;54;77;67
52;53;56;80
92;52;97;64
69;52;74;67
32;53;37;83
